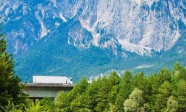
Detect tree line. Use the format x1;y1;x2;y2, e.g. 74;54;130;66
55;63;186;112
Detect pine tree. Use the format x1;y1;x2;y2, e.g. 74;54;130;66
176;79;186;112
115;70;133;112
95;76;110;112
108;72;119;104
155;81;171;111
86;80;100;111
0;30;26;108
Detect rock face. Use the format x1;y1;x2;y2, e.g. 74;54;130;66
0;0;185;55
0;0;185;81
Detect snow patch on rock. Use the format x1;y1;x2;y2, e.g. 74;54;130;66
59;13;67;22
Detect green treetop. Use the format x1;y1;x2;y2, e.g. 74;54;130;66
0;28;26;109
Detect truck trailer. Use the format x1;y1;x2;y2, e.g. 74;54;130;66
33;76;73;84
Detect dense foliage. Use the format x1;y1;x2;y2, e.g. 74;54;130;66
54;63;186;112
2;62;186;112
0;28;27;110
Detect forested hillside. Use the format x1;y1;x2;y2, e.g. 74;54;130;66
3;63;186;112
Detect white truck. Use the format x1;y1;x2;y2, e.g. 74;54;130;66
33;76;73;84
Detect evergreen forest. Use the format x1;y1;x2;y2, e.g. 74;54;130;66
1;62;186;112
54;65;186;112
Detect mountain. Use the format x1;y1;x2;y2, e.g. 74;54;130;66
0;0;185;82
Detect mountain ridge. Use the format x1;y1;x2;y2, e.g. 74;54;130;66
0;0;185;82
1;0;185;55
